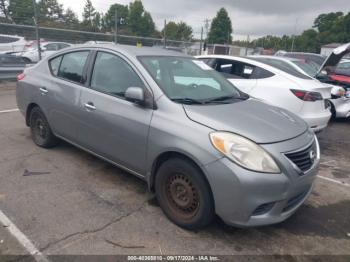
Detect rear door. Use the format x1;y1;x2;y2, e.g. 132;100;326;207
46;50;91;142
77;51;153;175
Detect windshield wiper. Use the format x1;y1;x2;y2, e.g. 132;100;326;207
203;94;249;103
171;98;204;105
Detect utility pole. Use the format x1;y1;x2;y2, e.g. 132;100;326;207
245;35;250;56
114;9;118;44
199;26;203;55
204;18;211;39
163;19;167;48
291;18;298;52
32;0;41;61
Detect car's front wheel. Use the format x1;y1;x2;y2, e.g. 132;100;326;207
155;157;215;229
29;107;58;148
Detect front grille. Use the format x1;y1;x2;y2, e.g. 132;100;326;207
285;142;317;173
282;188;310;213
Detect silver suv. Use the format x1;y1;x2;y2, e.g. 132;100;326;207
16;45;320;229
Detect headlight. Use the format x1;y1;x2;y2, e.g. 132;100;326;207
210;132;281;173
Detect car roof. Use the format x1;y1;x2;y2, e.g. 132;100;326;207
68;44;189;58
250;55;300;63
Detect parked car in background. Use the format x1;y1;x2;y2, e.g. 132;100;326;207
197;55;332;132
0;54;30;80
0;34;27;54
275;51;326;69
17;44;320;229
316;43;350;118
19;42;73;63
84;41;114;45
270;45;350;119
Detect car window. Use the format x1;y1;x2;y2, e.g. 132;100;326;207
250;66;275;79
337;62;350;69
57;51;89;83
49;56;63;76
60;43;70;49
215;59;256;79
44;43;58;51
0;56;27;66
250;57;313;79
0;36;20;44
91;52;145;98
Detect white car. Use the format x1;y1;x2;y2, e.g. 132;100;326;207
197;55;332;132
260;47;350;119
0;34;27;53
20;42;73;63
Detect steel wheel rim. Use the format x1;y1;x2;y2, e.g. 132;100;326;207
34;117;47;140
165;173;200;219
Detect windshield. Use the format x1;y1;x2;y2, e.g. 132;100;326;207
292;60;319;77
139;56;244;104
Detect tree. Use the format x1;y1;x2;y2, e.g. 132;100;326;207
37;0;64;23
128;0;155;36
82;0;96;31
0;0;10;21
177;22;193;41
162;21;193;41
8;0;34;25
208;8;232;44
104;3;128;32
63;8;79;29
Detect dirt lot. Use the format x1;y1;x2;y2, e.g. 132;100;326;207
0;82;349;260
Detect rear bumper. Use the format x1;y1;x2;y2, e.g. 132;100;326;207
302;111;331;132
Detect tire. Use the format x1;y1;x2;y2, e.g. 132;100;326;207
155;157;214;229
29;107;58;148
330;102;336;119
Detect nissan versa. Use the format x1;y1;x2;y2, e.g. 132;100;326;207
16;45;320;229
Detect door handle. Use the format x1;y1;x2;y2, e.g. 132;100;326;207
84;102;96;111
39;87;48;94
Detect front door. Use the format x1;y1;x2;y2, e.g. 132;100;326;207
77;51;153;175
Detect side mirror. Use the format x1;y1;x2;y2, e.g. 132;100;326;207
125;87;145;104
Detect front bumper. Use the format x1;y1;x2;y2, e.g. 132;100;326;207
203;130;319;227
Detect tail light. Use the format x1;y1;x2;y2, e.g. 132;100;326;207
290;89;323;101
17;73;25;81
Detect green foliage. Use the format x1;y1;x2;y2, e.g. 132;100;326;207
63;8;79;29
37;0;64;23
82;0;96;31
162;21;193;41
208;8;232;44
104;3;129;32
128;0;155;36
0;0;10;21
251;12;350;53
8;0;34;25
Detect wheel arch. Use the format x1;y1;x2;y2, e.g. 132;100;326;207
25;103;40;126
148;151;213;201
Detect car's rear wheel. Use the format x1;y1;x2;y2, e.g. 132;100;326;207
29;107;58;148
155;157;214;229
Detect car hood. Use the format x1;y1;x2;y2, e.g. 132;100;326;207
318;42;350;75
183;99;308;144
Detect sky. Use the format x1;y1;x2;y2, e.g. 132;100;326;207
58;0;350;40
